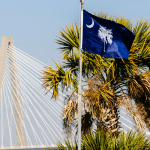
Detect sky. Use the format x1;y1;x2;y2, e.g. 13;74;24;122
0;0;150;68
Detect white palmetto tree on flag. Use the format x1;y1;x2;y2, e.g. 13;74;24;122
98;25;113;52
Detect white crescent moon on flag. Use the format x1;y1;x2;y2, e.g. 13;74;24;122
86;18;94;28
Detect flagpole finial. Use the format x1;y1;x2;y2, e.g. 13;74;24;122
80;0;84;10
80;0;83;3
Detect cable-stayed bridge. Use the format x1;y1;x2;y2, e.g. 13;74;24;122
0;36;142;150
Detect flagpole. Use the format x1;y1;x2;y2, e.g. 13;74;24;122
78;0;83;150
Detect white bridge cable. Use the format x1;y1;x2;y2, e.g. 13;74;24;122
13;49;45;70
120;110;137;127
0;57;13;148
6;49;64;119
6;52;65;144
3;76;12;147
6;52;63;124
10;45;131;137
2;61;23;147
8;46;44;69
10;46;47;67
14;80;49;146
4;66;47;147
121;122;135;131
4;61;54;146
8;46;70;103
17;79;62;144
11;84;48;146
4;75;24;147
7;48;64;112
7;59;63;119
4;56;46;147
19;91;43;146
5;44;132;148
4;53;49;146
4;64;33;147
7;48;75;137
15;79;59;145
5;74;36;148
6;49;43;147
7;47;44;81
1;73;3;148
8;46;67;108
5;82;14;147
119;106;140;132
5;55;64;122
16;75;64;142
4;78;14;147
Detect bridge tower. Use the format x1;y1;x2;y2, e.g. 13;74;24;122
0;36;26;147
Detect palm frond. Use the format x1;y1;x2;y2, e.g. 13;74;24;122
119;96;146;132
62;99;78;137
81;112;93;135
136;101;150;130
116;130;150;149
57;140;78;150
41;62;77;100
56;23;79;54
127;71;150;100
82;130;112;150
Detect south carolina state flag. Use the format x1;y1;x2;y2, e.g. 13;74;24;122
82;10;135;60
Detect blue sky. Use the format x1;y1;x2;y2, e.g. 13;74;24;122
0;0;149;68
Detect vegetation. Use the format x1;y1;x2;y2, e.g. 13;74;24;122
42;12;150;137
57;130;150;150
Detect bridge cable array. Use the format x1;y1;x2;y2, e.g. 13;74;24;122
0;45;137;149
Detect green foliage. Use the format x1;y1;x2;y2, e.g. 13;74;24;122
114;131;150;150
42;62;78;100
82;130;112;150
56;23;79;54
57;140;80;150
57;130;150;150
46;147;52;150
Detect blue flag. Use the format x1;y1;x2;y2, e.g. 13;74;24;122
82;10;135;60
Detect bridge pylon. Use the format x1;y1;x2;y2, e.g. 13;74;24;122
0;36;26;147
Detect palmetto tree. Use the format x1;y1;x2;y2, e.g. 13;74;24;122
42;13;150;137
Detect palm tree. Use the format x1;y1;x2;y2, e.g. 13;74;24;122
42;13;150;137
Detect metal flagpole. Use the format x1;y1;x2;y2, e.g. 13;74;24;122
78;0;83;150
